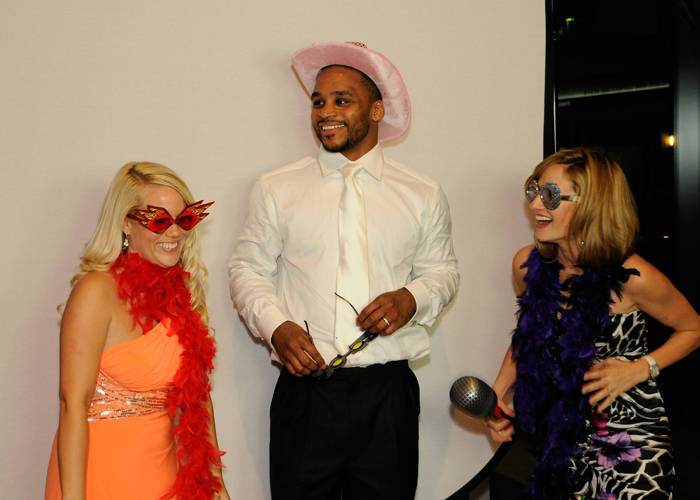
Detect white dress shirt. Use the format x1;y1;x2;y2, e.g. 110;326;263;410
229;144;459;367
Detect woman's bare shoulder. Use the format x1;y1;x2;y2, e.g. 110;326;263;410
619;253;699;330
513;244;535;273
512;244;535;295
67;271;120;310
615;253;673;309
74;270;117;291
620;254;662;293
60;270;122;353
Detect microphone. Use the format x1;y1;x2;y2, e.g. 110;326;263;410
449;376;513;421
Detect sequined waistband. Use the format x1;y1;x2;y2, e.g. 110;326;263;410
87;371;171;421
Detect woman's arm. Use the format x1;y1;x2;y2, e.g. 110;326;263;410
205;395;230;500
486;245;532;442
486;346;518;442
492;346;518;401
583;254;700;411
57;272;113;500
626;254;700;369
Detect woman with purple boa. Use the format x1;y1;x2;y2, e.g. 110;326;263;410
487;149;700;499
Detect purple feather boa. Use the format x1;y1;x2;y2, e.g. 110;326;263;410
512;247;637;499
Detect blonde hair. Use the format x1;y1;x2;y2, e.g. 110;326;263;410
527;148;639;269
69;162;210;323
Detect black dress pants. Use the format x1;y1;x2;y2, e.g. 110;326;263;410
270;360;420;500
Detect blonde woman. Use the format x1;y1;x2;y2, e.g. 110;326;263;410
45;162;229;499
487;149;700;498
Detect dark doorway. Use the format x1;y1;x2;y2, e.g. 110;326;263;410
546;2;700;496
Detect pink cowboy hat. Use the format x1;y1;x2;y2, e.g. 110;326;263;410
291;41;412;143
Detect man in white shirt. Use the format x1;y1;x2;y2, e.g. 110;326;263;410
229;41;459;500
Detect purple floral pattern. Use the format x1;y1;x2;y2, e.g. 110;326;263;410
590;430;642;469
596;493;617;500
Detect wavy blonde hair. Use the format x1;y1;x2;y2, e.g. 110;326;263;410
527;148;639;269
68;162;210;323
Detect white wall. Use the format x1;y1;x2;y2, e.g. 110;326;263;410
0;1;544;498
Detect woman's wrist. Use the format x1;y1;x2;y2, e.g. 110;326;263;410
634;358;652;383
492;381;507;400
642;355;660;380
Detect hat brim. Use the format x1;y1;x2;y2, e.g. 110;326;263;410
291;42;411;143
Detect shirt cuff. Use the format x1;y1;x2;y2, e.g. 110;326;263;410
403;281;432;327
257;304;291;351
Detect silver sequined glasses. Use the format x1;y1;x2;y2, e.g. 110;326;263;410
525;179;580;210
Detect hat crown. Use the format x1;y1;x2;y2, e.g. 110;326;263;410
291;41;411;143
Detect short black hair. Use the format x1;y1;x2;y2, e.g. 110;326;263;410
319;65;382;102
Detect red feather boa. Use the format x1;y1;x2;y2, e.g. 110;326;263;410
110;252;223;499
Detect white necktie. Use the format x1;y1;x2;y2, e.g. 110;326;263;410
334;164;370;350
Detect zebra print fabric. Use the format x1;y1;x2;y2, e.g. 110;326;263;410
573;310;674;499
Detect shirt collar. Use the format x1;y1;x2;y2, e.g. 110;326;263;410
318;143;384;180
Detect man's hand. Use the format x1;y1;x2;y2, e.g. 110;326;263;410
357;287;417;336
271;321;327;376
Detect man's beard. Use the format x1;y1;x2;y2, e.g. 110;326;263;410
316;119;371;154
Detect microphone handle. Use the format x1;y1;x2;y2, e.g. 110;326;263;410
491;403;515;422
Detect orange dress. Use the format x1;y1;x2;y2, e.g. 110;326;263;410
45;322;182;499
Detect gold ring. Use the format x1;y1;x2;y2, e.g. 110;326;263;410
382;317;390;327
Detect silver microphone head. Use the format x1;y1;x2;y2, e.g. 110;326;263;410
449;376;497;417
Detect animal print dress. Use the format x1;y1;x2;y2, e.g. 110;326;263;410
573;310;674;499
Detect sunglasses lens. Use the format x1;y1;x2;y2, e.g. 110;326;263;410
349;340;367;352
541;187;553;206
541;183;561;210
149;217;173;234
176;214;198;230
525;181;538;202
331;357;346;369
